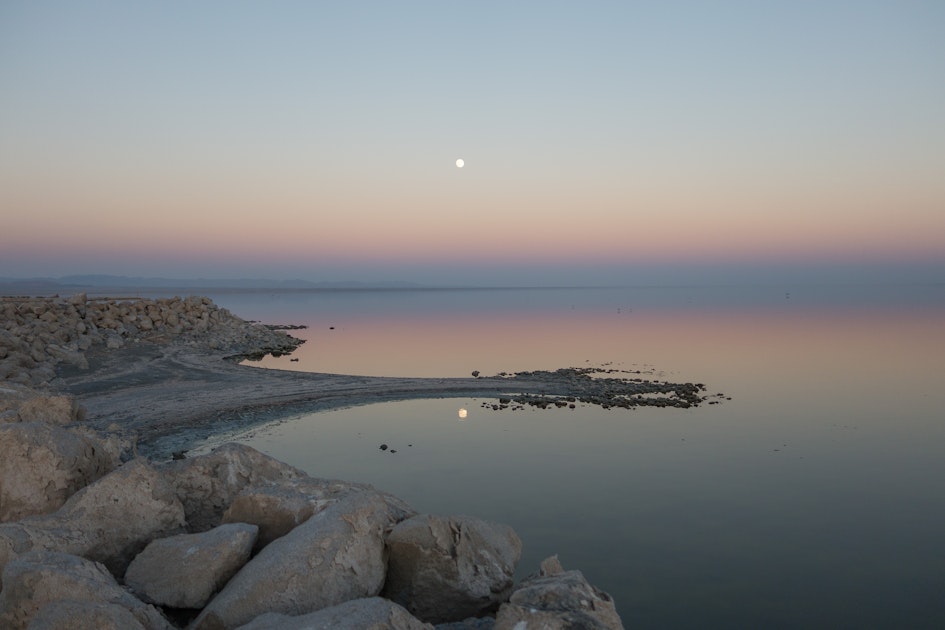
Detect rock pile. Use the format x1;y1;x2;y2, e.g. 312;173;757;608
0;294;302;387
0;386;625;629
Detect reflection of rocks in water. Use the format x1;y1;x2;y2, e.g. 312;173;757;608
487;366;725;411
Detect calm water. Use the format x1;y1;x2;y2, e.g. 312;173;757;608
199;285;945;628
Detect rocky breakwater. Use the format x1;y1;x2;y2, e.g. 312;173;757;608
0;385;625;629
0;294;302;387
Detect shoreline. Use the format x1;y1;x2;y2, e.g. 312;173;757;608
4;294;716;459
54;338;712;459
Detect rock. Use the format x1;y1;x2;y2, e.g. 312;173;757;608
124;523;258;609
221;476;416;551
234;597;433;630
0;458;186;580
220;482;319;550
434;618;497;630
14;392;82;425
193;490;403;630
158;443;307;532
27;599;148;630
1;296;304;386
0;550;171;630
0;422;118;521
382;514;522;624
494;558;623;630
44;344;90;370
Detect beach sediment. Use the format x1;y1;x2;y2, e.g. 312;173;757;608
3;294;713;458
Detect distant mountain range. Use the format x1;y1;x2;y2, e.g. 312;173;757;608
0;275;424;292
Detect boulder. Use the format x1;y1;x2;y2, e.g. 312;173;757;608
234;597;433;630
221;476;415;551
0;422;118;522
0;458;186;580
0;551;170;630
15;393;81;425
193;490;403;630
382;514;522;624
124;523;258;609
158;443;306;532
494;557;623;630
434;618;497;630
28;600;147;630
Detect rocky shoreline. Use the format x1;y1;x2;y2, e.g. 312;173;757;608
2;294;719;458
0;293;724;628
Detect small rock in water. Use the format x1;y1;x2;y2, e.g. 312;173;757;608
379;444;388;451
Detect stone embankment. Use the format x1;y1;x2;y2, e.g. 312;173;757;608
0;384;625;629
1;294;629;627
0;294;302;387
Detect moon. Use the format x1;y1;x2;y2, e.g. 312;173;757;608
455;159;464;168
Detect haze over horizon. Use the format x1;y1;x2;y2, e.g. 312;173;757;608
2;2;944;287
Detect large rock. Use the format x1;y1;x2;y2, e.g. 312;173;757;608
13;393;83;425
193;490;405;630
0;384;80;425
494;556;624;630
0;422;118;522
382;514;522;624
434;618;496;630
124;523;258;609
28;600;148;630
234;597;433;630
0;550;170;630
158;443;306;532
0;458;186;580
221;476;415;551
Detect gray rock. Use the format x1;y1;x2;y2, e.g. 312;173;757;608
0;458;186;580
382;514;522;624
158;443;306;532
15;393;82;425
124;523;258;609
221;476;415;551
0;422;118;521
193;490;403;630
27;599;147;630
0;551;170;630
434;617;497;630
235;597;433;630
494;557;623;630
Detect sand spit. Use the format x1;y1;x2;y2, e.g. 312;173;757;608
3;294;717;458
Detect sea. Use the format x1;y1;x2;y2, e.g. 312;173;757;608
194;284;944;629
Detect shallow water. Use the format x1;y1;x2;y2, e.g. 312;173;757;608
204;285;945;628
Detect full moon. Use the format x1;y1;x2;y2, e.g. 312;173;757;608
455;159;464;168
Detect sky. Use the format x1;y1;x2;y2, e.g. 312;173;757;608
2;1;944;286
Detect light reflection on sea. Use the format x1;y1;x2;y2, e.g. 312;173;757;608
204;285;945;628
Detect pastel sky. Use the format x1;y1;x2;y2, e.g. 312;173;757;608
2;1;944;286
